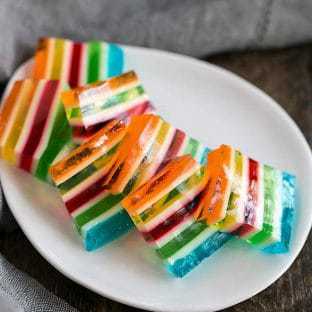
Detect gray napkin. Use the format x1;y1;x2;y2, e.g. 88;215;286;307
0;1;311;311
0;255;78;312
1;0;312;80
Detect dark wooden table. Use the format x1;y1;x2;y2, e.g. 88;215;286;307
1;44;312;312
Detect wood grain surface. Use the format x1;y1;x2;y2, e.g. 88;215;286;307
1;44;311;312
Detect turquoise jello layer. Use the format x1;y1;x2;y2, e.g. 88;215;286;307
263;172;296;253
82;207;133;251
166;231;232;278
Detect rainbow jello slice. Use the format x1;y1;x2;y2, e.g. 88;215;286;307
198;145;295;253
49;119;130;251
195;145;235;225
239;160;295;252
0;79;73;182
62;71;152;129
122;156;231;277
246;166;295;251
32;37;124;88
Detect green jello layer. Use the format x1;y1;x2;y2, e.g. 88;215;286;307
156;221;208;259
69;85;145;119
74;193;124;233
35;100;72;181
58;145;118;195
87;41;101;83
183;137;200;158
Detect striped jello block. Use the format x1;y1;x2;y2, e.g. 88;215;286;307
0;79;73;182
49;119;130;251
62;71;154;144
196;145;296;253
236;159;295;252
49;115;209;251
246;167;296;252
61;71;152;128
32;37;124;88
195;145;236;225
122;155;232;278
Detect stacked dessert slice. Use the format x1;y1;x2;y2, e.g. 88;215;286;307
32;37;124;87
61;71;154;144
189;145;296;253
0;79;73;182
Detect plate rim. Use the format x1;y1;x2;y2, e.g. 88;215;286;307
1;44;312;312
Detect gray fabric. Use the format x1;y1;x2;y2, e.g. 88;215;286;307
0;0;311;311
0;255;78;312
0;0;312;80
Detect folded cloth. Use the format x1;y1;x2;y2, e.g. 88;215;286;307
0;0;312;80
0;254;78;312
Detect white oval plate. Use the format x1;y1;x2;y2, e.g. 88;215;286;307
1;46;311;312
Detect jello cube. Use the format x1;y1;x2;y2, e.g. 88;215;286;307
247;167;296;252
195;145;236;225
197;145;264;237
0;79;73;182
49;119;131;251
61;71;151;129
237;161;295;253
196;145;296;253
63;72;154;144
122;155;231;278
32;37;124;88
49;115;209;251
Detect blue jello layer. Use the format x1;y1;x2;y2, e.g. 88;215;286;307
166;231;232;278
263;172;296;253
83;208;134;251
107;44;124;78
